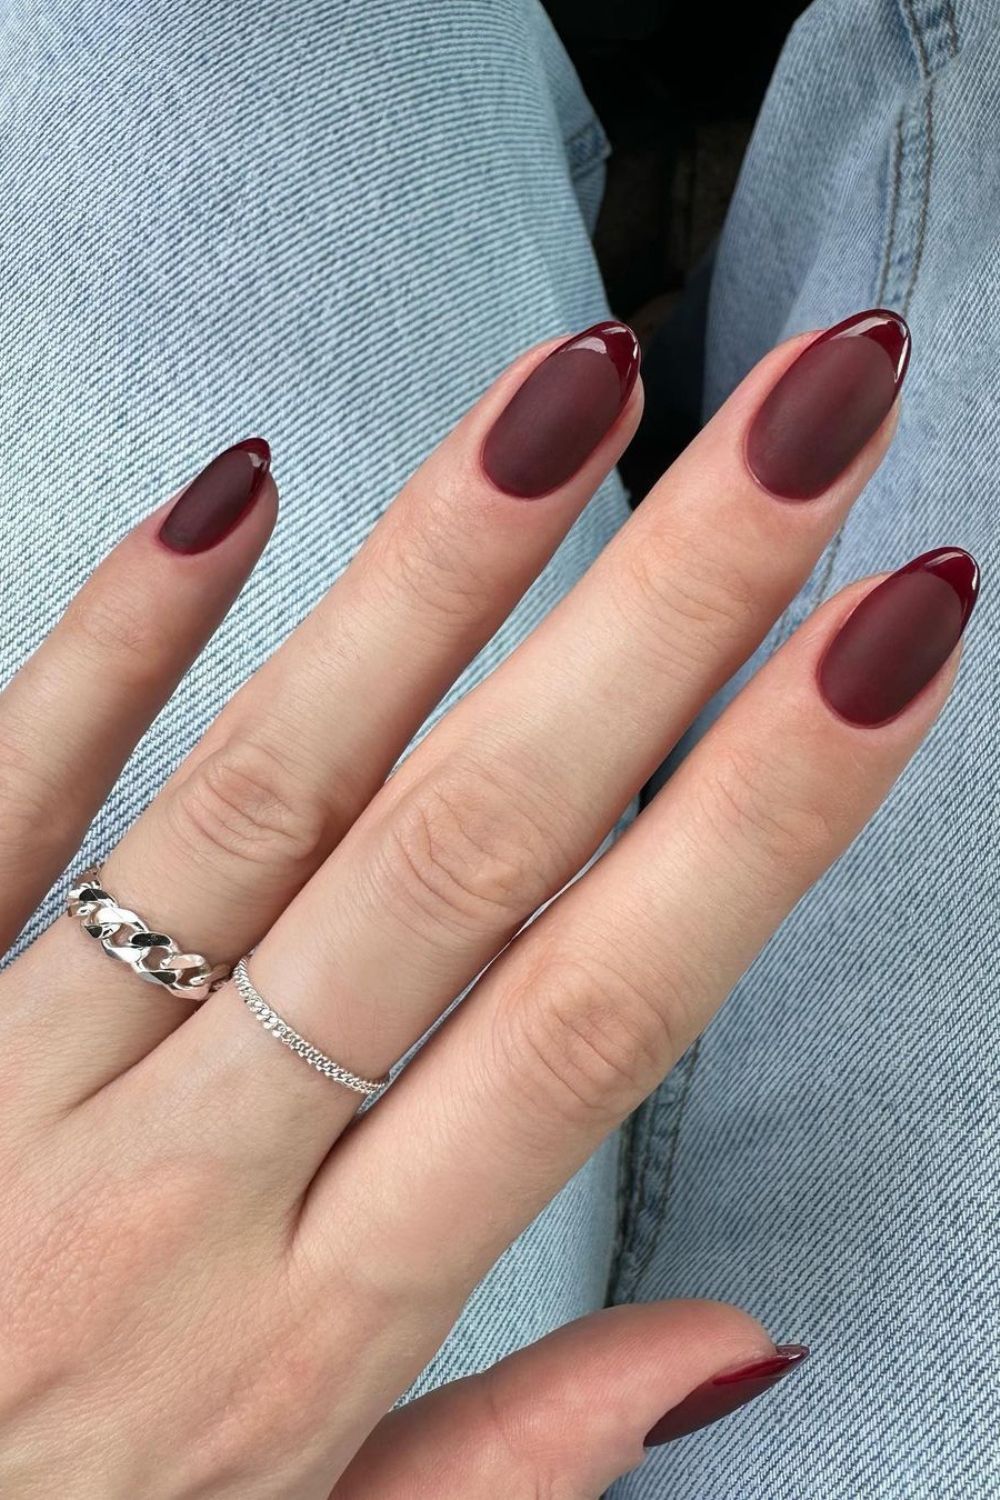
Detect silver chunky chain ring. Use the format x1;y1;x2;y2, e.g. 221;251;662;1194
66;864;232;1001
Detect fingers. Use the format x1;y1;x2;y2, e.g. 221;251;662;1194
310;548;977;1295
161;310;909;1179
104;322;641;943
0;438;275;952
12;324;642;1098
332;1303;802;1500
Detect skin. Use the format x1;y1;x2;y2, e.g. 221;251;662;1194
0;330;956;1498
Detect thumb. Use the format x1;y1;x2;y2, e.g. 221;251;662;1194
333;1301;808;1499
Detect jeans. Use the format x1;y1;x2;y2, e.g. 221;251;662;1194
1;0;630;1403
614;3;1000;1496
1;2;997;1496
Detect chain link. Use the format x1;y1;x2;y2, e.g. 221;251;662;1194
233;957;388;1098
66;864;231;1001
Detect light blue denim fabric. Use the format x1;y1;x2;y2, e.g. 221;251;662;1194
611;2;1000;1497
0;0;627;1382
3;1;999;1496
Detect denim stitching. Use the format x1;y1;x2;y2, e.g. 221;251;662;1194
904;83;934;317
877;113;905;305
613;1039;701;1300
902;0;933;76
564;116;610;178
609;1085;653;1295
900;0;961;71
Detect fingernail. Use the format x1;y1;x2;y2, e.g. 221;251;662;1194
481;321;640;498
645;1345;809;1447
746;309;910;500
818;547;979;727
158;437;271;554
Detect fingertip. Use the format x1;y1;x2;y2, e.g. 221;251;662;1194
816;548;979;731
479;319;642;500
153;437;275;556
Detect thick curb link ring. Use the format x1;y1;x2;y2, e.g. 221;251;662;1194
66;864;231;1001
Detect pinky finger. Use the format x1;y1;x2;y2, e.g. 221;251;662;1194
0;437;276;949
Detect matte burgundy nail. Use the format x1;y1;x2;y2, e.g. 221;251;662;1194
818;547;979;727
746;309;910;500
481;321;640;498
645;1345;809;1447
158;437;271;554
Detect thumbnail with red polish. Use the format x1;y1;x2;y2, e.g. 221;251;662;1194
746;309;910;500
645;1345;810;1447
159;437;271;554
818;547;979;727
481;320;640;498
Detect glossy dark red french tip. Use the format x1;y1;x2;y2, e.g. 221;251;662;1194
746;309;910;500
481;320;640;499
158;436;271;554
818;547;979;728
645;1345;810;1447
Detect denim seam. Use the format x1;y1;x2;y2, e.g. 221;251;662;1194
899;0;961;73
609;3;939;1306
611;1039;700;1301
609;1088;650;1296
902;81;934;319
564;116;610;179
609;808;652;1286
877;113;905;305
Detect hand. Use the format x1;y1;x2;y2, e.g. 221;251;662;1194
0;315;974;1497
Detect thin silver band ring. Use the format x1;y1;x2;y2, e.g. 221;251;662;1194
232;958;389;1099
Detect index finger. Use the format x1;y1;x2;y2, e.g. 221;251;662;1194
0;437;275;948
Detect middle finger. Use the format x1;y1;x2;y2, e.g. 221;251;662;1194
154;308;910;1182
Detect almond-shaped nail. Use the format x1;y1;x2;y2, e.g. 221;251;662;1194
818;547;979;727
746;309;910;500
158;437;271;554
481;321;640;499
645;1345;810;1446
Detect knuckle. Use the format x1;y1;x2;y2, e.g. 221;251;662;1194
704;743;837;875
615;540;757;669
379;760;565;939
167;736;330;875
369;498;490;634
0;724;70;872
503;947;678;1127
64;580;164;686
